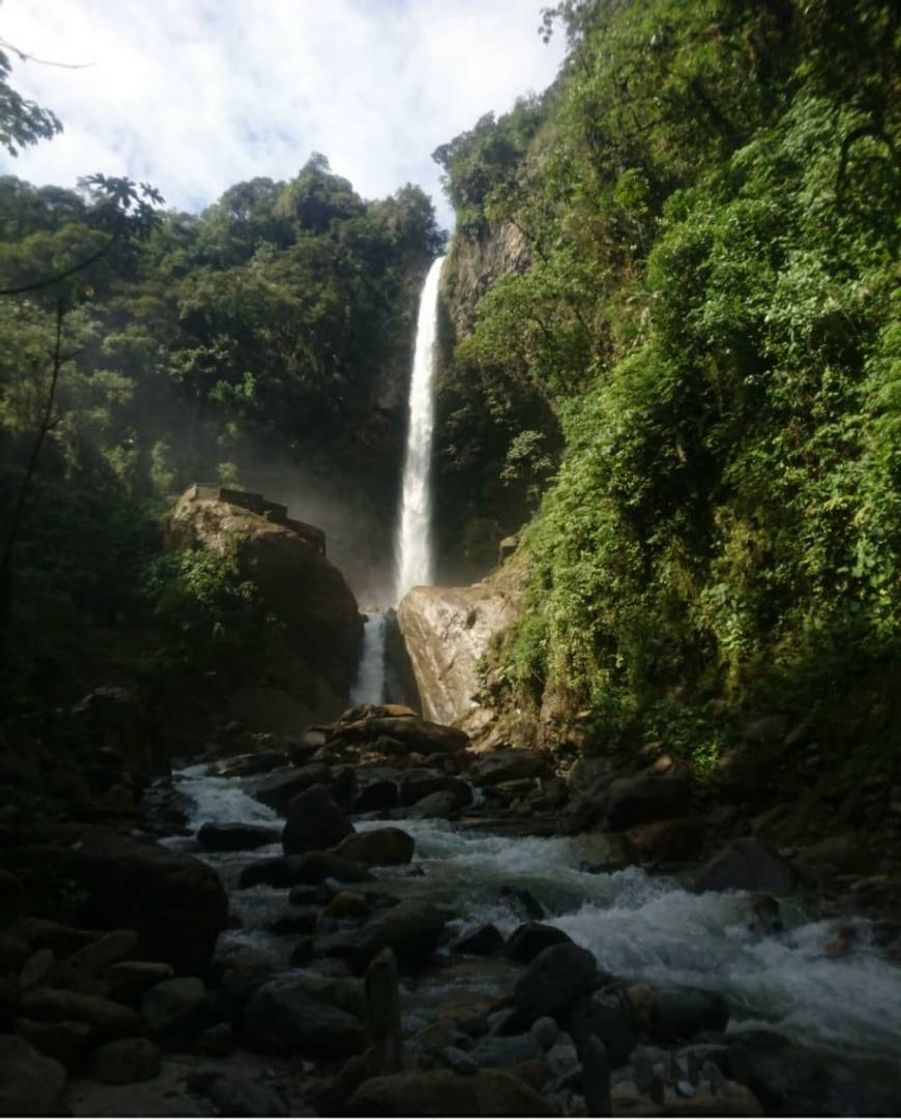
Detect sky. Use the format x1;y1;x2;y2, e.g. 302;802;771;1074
0;0;567;231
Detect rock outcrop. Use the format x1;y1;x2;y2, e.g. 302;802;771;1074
397;564;523;729
167;486;363;726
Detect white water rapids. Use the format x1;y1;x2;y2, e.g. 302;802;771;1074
350;613;388;706
165;765;901;1066
394;255;445;603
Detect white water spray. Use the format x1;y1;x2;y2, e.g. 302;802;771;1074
394;256;445;602
350;613;388;705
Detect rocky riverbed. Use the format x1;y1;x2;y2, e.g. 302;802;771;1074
3;705;901;1116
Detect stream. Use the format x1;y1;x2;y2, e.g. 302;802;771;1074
161;761;901;1113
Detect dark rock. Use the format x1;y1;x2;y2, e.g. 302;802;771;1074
19;949;58;992
196;821;280;851
695;838;795;893
15;1017;91;1069
469;1032;542;1068
512;942;597;1024
404;791;462;820
88;1037;162;1084
650;987;730;1042
332;827;415;866
322;892;369;922
0;1035;67;1117
290;938;315;967
626;816;704;862
15;918;102;957
20;987;143;1043
318;899;446;973
335;715;469;755
0;933;30;973
267;907;320;935
453;924;505;957
241;976;367;1059
104;960;174;1002
399;774;472;809
287;884;321;906
239;851;373;889
72;684;163;782
505;923;573;964
568;995;637;1067
354;780;399;813
605;774;690;830
470;750;551;786
282;783;354;855
500;886;545;921
347;1069;553;1116
195;1021;235;1057
21;828;228;975
141;976;208;1037
249;763;332;813
213;750;287;778
207;1076;289;1118
65;929;140;982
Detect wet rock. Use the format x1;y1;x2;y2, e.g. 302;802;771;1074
399;773;472;809
196;821;280;851
195;1021;235;1057
469;1031;542;1068
0;1035;67;1117
453;924;505;957
347;1068;554;1116
568;994;637;1066
318;899;447;973
15;918;101;956
354;780;400;813
282;783;354;855
207;1076;289;1118
20;988;143;1042
530;1016;558;1051
332;827;415;866
141;976;207;1036
19;949;58;991
695;838;795;893
443;1045;478;1074
500;886;545;921
213;749;287;778
505;923;572;964
605;774;690;830
335;714;469;755
241;976;367;1059
649;986;730;1042
287;884;321;906
15;1018;91;1069
88;1037;162;1084
513;942;597;1024
267;907;320;935
322;892;369;922
626;816;704;862
104;960;174;1003
239;851;373;888
249;763;335;815
471;749;551;786
405;791;463;820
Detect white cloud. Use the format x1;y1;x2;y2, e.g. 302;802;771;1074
0;0;566;229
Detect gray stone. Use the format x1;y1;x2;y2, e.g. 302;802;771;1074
513;942;597;1024
141;976;207;1035
88;1037;162;1084
332;828;415;866
241;976;367;1059
505;922;572;963
695;838;795;893
196;821;280;851
0;1035;67;1117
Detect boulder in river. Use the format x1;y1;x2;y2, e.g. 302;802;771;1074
333;713;468;755
88;1037;162;1084
239;851;373;889
505;923;573;964
512;942;598;1024
248;763;332;813
604;773;691;830
282;783;354;855
332;827;415;866
317;898;446;973
695;838;795;893
470;749;551;786
196;821;280;852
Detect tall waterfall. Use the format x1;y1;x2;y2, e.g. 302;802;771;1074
394;255;445;603
349;613;387;705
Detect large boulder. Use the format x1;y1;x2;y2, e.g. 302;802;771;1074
282;784;354;855
20;989;143;1043
332;828;415;867
604;774;690;830
347;1069;553;1116
512;942;598;1024
334;714;468;755
318;899;446;973
20;829;228;975
470;749;550;786
241;976;367;1059
695;838;795;893
196;822;280;852
167;487;363;709
248;764;332;813
0;1035;67;1117
239;851;373;889
396;580;522;727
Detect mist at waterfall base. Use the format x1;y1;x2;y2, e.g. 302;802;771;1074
167;765;901;1084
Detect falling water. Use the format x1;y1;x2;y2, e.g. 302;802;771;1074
394;256;445;602
349;612;387;705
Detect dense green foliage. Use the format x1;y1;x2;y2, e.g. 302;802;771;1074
438;0;899;761
0;52;443;723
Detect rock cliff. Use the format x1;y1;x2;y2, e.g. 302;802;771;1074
396;556;525;734
167;487;363;728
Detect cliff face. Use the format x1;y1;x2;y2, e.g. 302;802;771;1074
440;220;531;339
167;487;364;730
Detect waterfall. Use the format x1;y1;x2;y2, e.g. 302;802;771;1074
394;255;445;603
349;613;387;705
